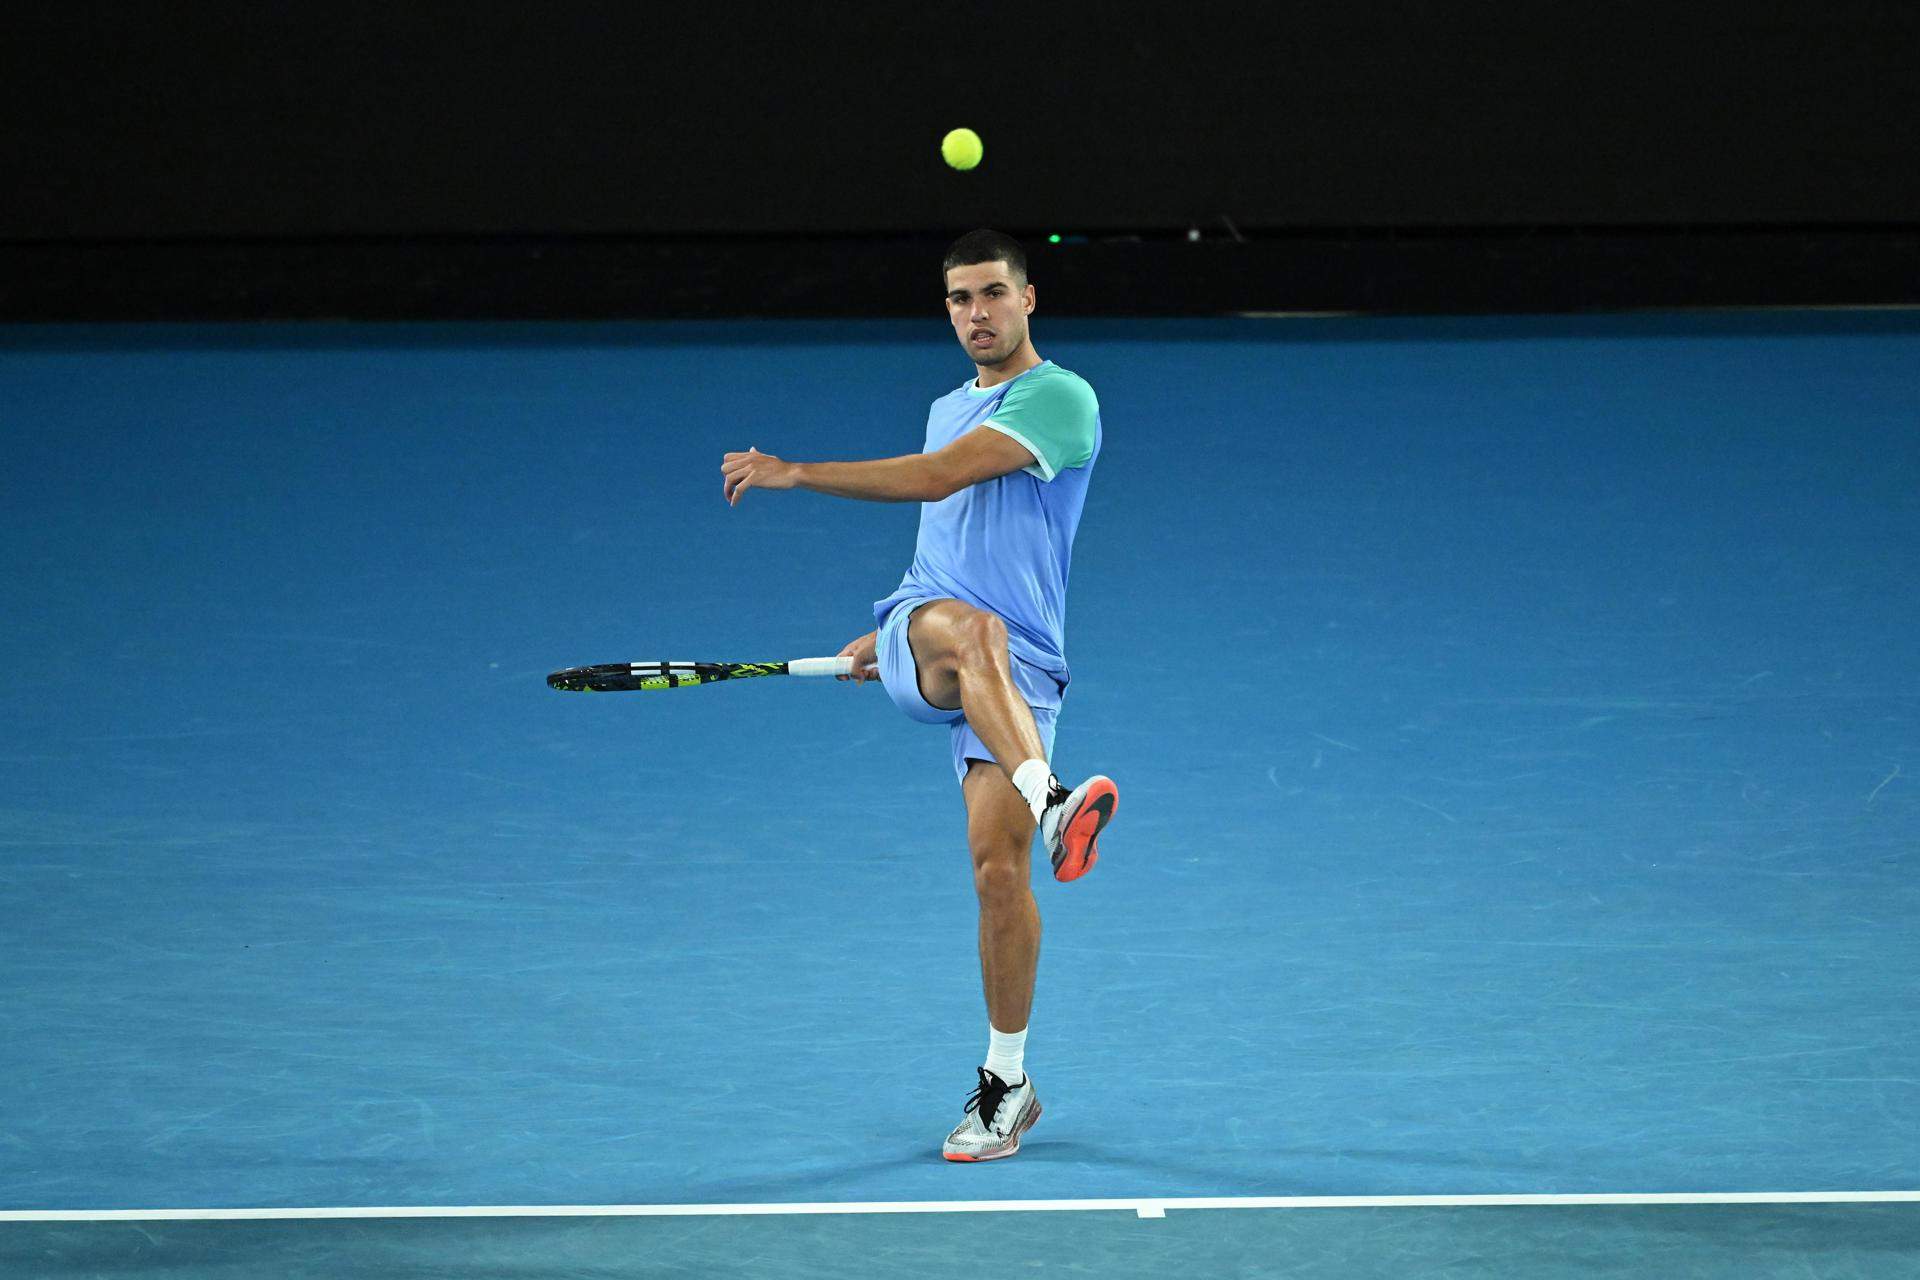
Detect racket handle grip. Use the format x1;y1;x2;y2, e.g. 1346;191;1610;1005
789;656;877;678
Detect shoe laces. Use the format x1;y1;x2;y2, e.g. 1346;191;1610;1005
962;1066;1017;1133
1040;782;1072;842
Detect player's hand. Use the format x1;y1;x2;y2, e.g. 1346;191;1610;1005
721;446;797;506
836;630;880;684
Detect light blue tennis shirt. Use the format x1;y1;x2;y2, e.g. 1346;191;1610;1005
873;359;1102;707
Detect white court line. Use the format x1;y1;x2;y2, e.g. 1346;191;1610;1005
4;1192;1920;1224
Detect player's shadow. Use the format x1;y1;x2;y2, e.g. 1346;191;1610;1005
1013;1137;1558;1188
675;1136;1557;1204
671;1151;946;1203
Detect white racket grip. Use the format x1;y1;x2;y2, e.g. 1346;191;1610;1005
788;656;878;678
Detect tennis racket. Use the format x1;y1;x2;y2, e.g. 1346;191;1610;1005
547;656;878;692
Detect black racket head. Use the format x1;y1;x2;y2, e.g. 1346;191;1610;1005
547;661;785;691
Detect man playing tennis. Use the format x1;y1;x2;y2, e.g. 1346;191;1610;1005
720;228;1116;1162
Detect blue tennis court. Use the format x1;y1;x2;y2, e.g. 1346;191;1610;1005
3;311;1917;1275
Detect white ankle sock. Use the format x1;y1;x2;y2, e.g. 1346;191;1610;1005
1010;759;1056;823
984;1025;1027;1084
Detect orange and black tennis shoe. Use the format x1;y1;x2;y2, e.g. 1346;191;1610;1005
1040;775;1117;882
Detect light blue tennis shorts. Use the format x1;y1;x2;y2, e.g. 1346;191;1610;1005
876;597;1060;786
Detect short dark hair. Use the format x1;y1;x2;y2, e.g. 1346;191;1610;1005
942;228;1028;288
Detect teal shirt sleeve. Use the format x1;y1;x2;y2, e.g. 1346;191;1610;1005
983;368;1099;481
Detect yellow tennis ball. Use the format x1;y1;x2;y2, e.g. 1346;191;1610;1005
941;127;983;171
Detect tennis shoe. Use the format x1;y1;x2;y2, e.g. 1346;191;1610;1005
942;1067;1041;1162
1040;774;1117;882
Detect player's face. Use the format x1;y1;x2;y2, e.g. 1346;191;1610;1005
944;262;1034;366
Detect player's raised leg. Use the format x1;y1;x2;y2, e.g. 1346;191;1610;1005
943;759;1043;1161
908;600;1045;772
907;599;1117;882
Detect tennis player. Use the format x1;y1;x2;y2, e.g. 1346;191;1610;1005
720;228;1115;1162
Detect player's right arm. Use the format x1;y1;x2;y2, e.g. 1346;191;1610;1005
835;629;879;683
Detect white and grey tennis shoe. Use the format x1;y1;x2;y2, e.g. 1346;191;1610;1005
942;1067;1041;1162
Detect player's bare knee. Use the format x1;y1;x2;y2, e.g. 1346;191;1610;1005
956;610;1009;669
971;852;1028;905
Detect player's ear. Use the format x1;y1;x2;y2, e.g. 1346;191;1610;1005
1023;283;1037;315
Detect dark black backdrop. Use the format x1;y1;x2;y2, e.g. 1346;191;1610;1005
4;3;1917;316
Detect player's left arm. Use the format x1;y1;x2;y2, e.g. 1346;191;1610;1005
721;373;1096;505
720;431;1033;506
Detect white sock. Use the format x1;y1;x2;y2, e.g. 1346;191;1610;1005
984;1024;1027;1084
1010;759;1057;823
